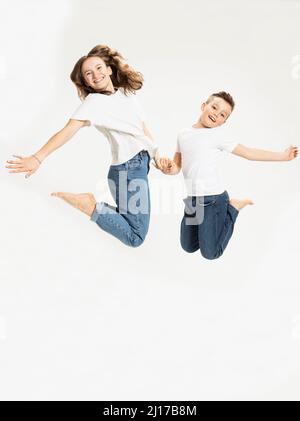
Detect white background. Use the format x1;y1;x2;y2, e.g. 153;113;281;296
1;0;300;400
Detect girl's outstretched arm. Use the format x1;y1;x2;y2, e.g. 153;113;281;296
232;144;298;161
5;119;88;178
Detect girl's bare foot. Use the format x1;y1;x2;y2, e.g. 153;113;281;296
229;198;254;211
51;192;96;217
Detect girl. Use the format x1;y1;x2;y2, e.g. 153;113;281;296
6;44;160;247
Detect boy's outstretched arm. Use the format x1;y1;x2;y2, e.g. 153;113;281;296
232;144;298;161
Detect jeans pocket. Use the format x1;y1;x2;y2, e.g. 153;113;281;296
128;156;143;169
203;199;217;207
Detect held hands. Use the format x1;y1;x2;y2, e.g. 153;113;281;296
283;145;298;161
5;154;41;178
152;157;177;174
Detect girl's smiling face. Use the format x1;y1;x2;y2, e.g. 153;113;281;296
81;56;113;92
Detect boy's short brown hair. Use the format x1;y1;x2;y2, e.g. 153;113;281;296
207;91;235;111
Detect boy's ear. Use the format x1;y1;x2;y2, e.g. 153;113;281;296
224;112;232;123
200;102;206;112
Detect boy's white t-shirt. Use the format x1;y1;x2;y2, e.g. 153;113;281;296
176;126;239;196
70;89;158;165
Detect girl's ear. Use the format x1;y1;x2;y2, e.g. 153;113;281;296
107;66;113;76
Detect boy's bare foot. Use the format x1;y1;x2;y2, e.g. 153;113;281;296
229;198;254;211
51;192;96;217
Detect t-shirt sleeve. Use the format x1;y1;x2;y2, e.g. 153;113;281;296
131;95;147;122
175;133;182;153
218;137;239;153
70;95;102;126
175;138;180;153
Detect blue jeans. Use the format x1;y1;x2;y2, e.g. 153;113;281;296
90;150;151;247
180;190;239;260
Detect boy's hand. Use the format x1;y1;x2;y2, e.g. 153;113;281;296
283;145;298;161
152;157;174;173
5;154;41;178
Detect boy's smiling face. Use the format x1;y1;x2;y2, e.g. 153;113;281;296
199;96;233;128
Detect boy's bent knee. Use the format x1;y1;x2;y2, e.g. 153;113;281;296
180;237;199;253
181;244;198;253
200;249;223;260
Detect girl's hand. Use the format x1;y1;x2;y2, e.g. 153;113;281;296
283;145;298;161
152;157;162;170
152;157;174;173
5;154;41;178
161;158;175;174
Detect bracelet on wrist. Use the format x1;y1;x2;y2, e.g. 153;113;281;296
32;154;42;164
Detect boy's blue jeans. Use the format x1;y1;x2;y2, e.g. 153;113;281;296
180;190;239;259
90;150;150;247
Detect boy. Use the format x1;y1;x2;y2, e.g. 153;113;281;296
155;92;298;260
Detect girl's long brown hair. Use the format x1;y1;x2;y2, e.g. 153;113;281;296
70;44;144;100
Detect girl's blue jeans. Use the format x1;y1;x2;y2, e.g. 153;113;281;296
180;190;239;259
90;150;150;247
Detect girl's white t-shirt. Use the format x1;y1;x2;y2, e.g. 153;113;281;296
176;126;239;196
70;89;158;165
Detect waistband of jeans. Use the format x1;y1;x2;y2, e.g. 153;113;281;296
190;190;227;200
138;150;150;157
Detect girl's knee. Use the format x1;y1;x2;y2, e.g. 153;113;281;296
128;235;145;248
